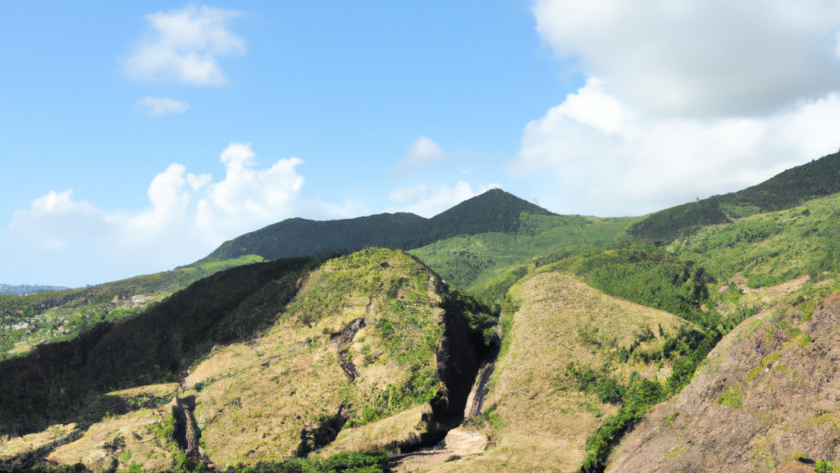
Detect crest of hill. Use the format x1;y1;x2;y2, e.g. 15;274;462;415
194;189;552;264
628;151;840;243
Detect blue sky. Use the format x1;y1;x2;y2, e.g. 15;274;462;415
3;1;840;286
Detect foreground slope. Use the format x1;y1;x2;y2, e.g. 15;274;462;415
609;288;840;472
396;272;696;473
0;256;312;438
628;151;840;243
2;249;496;472
195;189;552;264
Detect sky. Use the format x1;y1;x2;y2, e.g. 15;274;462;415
2;1;840;287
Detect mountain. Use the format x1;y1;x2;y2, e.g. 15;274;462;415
0;284;68;296
628;151;840;243
194;189;552;264
8;157;840;473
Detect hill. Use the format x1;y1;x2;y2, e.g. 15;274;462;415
393;272;697;472
628;151;840;243
0;255;264;359
194;189;553;264
409;213;637;306
0;249;497;472
667;193;840;290
609;287;840;472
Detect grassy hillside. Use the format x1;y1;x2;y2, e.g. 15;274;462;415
195;189;553;264
0;255;265;359
0;255;317;437
409;213;637;306
609;284;840;472
668;193;840;289
180;249;494;467
628;151;840;243
407;273;696;473
0;249;496;472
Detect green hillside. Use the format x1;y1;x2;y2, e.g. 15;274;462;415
409;213;637;306
668;193;840;289
195;189;552;264
628;151;840;243
0;255;264;359
0;255;319;437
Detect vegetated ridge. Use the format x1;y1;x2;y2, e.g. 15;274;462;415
194;189;553;264
628;151;840;243
0;255;265;360
0;249;498;473
0;284;68;296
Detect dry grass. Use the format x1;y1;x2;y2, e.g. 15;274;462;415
46;408;174;472
317;405;433;456
185;249;450;468
420;273;694;473
0;424;76;461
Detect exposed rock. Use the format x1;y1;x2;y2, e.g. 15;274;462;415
609;291;840;472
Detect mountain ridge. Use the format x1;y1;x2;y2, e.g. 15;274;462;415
628;151;840;243
194;188;553;265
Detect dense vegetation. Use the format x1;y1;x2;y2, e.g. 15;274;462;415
195;189;552;264
410;212;636;306
670;194;840;288
0;256;264;358
0;255;324;436
628;151;840;243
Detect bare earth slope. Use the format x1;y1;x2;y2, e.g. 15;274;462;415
609;292;840;472
403;273;695;473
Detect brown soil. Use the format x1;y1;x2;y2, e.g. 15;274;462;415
609;291;840;472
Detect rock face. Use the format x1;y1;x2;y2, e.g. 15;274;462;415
609;292;840;472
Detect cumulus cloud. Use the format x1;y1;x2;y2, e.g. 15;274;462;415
138;96;190;116
511;79;840;216
389;136;448;178
512;1;840;217
122;5;245;86
533;0;840;117
0;143;363;287
388;181;501;218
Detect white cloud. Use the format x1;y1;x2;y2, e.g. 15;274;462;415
533;0;840;117
138;96;190;116
389;136;448;178
513;2;840;217
122;5;245;86
512;79;840;216
0;143;362;287
388;181;501;218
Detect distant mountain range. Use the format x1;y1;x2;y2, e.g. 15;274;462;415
0;284;67;296
193;188;552;265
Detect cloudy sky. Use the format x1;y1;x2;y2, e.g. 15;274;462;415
2;1;840;287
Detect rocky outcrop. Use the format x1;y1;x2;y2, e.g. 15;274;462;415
609;292;840;472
